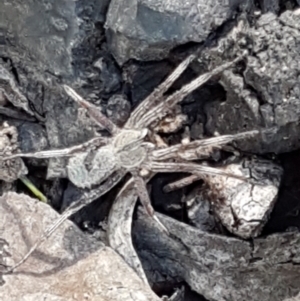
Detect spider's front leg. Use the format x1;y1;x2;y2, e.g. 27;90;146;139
0;136;109;160
136;53;247;129
126;54;196;129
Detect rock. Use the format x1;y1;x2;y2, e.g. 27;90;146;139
184;186;219;233
98;0;112;23
133;209;300;301
106;94;131;126
0;123;27;182
105;0;252;65
17;122;48;153
0;0;123;179
0;0;78;77
0;63;35;116
259;0;279;13
200;157;283;238
0;192;160;301
205;10;300;154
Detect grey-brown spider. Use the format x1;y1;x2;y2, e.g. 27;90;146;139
2;52;258;273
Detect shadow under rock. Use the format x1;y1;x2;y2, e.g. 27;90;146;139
263;149;300;235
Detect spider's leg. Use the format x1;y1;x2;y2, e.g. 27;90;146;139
4;169;126;274
126;54;196;128
1;137;109;160
131;171;169;234
137;54;246;129
152;129;258;161
108;178;150;284
163;174;202;192
63;85;119;135
146;161;247;181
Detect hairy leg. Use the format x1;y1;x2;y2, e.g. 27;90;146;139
131;171;168;233
138;53;246;129
146;161;248;181
4;169;126;274
107;178;150;284
1;137;109;160
63;85;119;135
163;174;202;192
151;129;258;161
126;54;196;129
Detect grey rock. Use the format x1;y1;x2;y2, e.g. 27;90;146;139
0;123;27;182
184;187;218;233
0;0;78;77
106;94;131;126
98;0;112;23
105;0;253;65
134;209;300;301
0;0;122;179
205;10;300;154
17;123;48;153
0;192;160;301
0;63;34;116
203;157;283;238
259;0;279;13
285;292;300;301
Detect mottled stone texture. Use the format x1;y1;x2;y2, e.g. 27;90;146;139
0;193;160;301
105;0;253;64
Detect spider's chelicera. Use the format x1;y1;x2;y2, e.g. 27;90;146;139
2;52;258;273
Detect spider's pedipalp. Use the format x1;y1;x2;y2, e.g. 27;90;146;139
0;137;109;161
4;169;126;274
137;54;245;129
126;54;196;129
63;85;119;134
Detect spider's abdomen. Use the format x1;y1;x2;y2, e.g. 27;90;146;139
67;146;116;189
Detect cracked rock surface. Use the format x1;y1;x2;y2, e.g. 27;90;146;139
134;209;300;301
0;192;160;301
105;0;253;64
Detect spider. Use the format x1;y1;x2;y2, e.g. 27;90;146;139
2;51;258;273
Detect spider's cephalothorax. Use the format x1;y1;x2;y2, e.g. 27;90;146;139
67;129;151;188
2;51;260;273
113;129;150;169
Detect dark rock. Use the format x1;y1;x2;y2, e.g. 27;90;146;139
106;94;131;126
134;209;300;301
204;11;300;154
105;0;253;65
17;122;48;153
259;0;280;13
0;0;78;77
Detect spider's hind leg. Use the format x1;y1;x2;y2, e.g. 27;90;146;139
131;171;169;234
